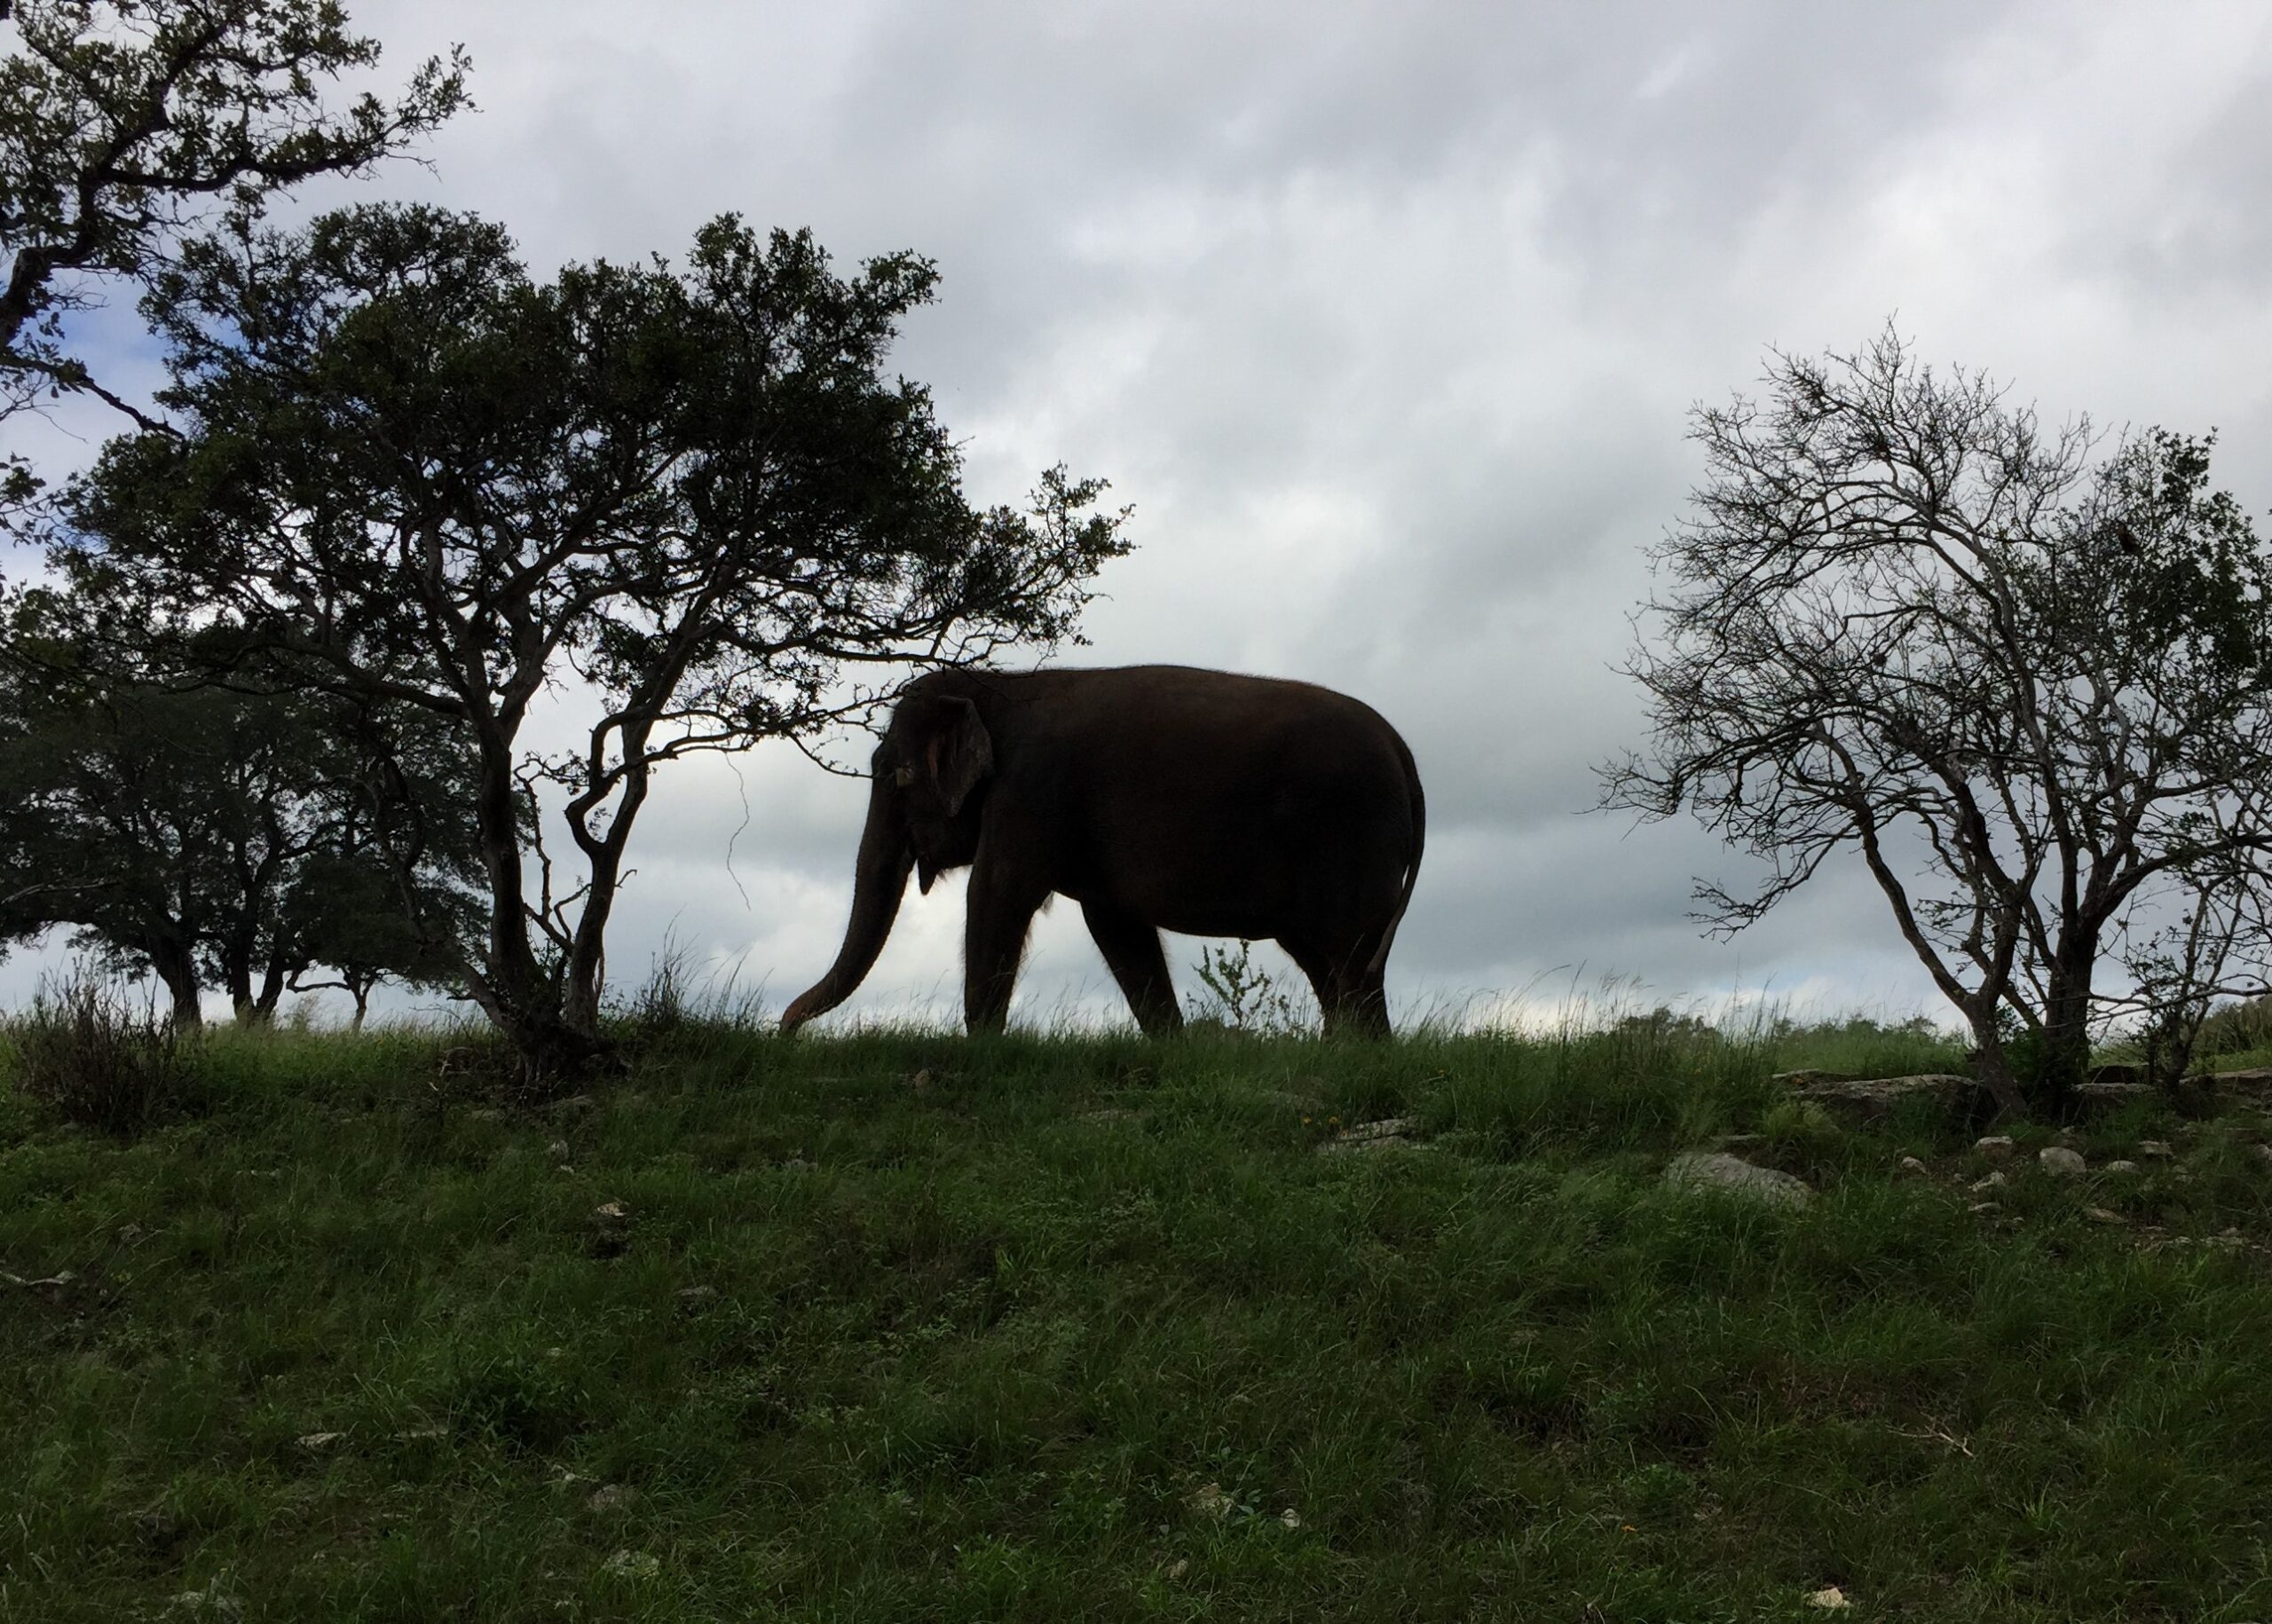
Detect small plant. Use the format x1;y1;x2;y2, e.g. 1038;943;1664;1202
1187;939;1306;1036
12;966;187;1135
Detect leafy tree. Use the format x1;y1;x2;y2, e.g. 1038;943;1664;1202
1602;330;2272;1116
0;582;484;1026
61;204;1130;1075
1;0;466;438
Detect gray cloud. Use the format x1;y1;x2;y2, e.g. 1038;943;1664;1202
7;1;2271;1031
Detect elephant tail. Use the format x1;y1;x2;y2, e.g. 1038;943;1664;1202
1366;727;1425;976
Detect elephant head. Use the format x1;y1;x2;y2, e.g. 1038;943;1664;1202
779;686;993;1032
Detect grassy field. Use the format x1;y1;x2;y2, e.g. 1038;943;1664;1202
5;1013;2272;1620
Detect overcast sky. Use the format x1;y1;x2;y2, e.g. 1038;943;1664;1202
8;2;2272;1030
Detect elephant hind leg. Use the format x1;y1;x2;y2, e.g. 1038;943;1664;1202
1282;934;1393;1040
1081;900;1184;1037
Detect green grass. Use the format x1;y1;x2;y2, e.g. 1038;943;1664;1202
5;1018;2272;1620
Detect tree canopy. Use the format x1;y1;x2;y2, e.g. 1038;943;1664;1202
1;0;466;432
59;204;1129;1069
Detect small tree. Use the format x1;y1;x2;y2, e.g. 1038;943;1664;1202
1;0;465;441
1602;330;2272;1116
62;205;1129;1075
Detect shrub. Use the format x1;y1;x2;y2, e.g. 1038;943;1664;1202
10;966;186;1135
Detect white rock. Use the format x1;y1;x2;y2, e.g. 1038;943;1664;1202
1968;1171;2007;1194
1896;1155;1930;1178
1973;1135;2016;1161
2039;1147;2087;1177
1186;1482;1233;1521
602;1550;660;1580
1663;1152;1815;1208
2103;1160;2141;1177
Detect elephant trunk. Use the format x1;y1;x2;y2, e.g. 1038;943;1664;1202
780;783;913;1033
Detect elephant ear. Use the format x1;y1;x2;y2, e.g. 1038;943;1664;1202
924;696;994;816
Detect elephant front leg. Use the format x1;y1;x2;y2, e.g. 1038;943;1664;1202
963;857;1050;1035
1080;899;1185;1037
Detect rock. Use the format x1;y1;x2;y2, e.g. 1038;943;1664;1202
1973;1135;2016;1161
589;1200;632;1258
907;1068;935;1093
2252;1145;2272;1171
1897;1155;1930;1178
547;1139;572;1163
1279;1507;1302;1530
2138;1140;2175;1159
601;1549;660;1581
2211;1068;2272;1096
1341;1116;1419;1141
2085;1207;2126;1225
676;1285;718;1305
1968;1171;2007;1194
1166;1558;1190;1580
1319;1116;1423;1154
1187;1482;1234;1521
1794;1074;1983;1123
1804;1588;1852;1612
588;1484;636;1514
2103;1160;2141;1177
1771;1069;1862;1087
1967;1201;2002;1214
296;1431;346;1452
2039;1147;2087;1177
2076;1080;2151;1109
1663;1152;1814;1209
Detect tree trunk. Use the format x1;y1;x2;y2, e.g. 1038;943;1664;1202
467;729;552;1048
2037;950;2095;1116
1961;1006;2027;1122
148;938;203;1032
780;784;912;1031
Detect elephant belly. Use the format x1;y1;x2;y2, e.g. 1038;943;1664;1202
1064;782;1407;942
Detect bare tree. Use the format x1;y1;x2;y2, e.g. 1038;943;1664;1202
1601;329;2272;1116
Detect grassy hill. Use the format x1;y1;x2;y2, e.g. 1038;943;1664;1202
4;1015;2272;1620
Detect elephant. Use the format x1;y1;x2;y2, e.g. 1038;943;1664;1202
780;664;1425;1037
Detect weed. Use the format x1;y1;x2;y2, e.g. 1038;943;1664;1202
1187;939;1307;1035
